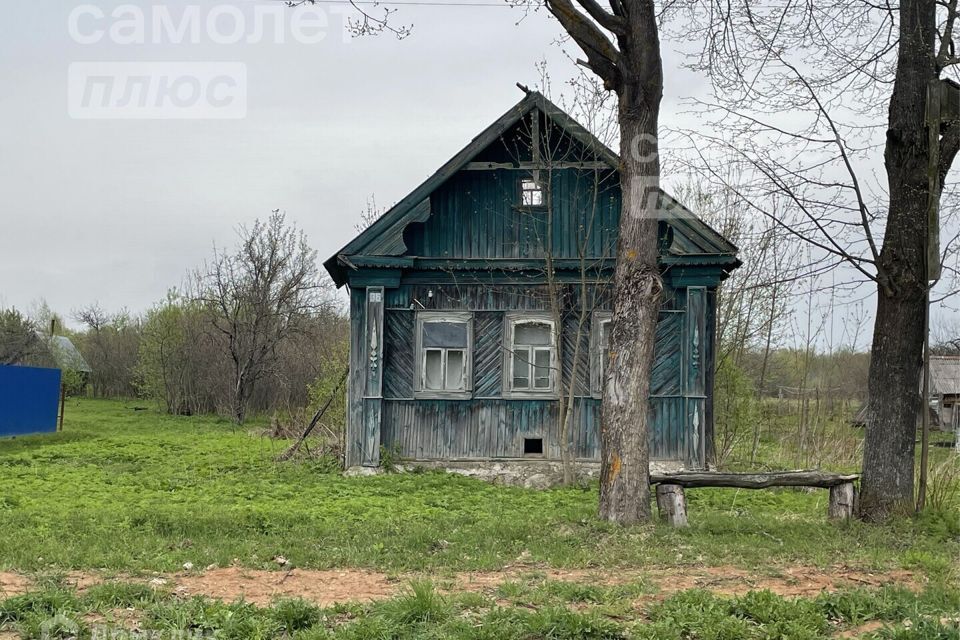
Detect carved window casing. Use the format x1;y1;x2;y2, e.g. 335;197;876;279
503;313;558;397
415;312;473;399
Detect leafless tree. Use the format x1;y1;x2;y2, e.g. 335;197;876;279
669;0;960;518
195;211;332;423
672;173;804;465
932;317;960;354
73;303;141;398
357;195;385;233
517;81;617;484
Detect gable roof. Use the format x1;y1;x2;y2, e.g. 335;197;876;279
47;336;92;373
324;90;738;287
929;356;960;396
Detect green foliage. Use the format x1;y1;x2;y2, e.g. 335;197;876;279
0;588;80;624
136;292;219;415
376;581;451;627
925;457;960;514
0;307;42;366
144;595;280;638
713;360;761;467
73;305;141;398
1;580;958;640
271;598;324;635
874;618;960;640
379;442;404;473
306;339;349;437
59;367;86;397
523;606;626;639
640;588;960;640
0;399;957;576
83;581;161;609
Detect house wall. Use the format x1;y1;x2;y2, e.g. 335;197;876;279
407;168;621;261
345;280;715;468
341;119;725;469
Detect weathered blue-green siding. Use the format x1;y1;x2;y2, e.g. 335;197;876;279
372;282;707;463
381;399;602;461
336;109;734;469
407;168;620;260
346;287;367;468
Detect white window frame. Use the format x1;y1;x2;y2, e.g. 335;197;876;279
519;177;545;208
590;311;613;399
414;312;473;399
503;312;558;398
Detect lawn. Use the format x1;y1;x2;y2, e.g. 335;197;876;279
2;575;959;639
0;398;957;639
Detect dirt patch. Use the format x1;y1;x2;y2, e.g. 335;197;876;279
0;565;923;607
454;568;616;590
0;573;31;598
835;620;886;638
82;607;143;631
644;565;920;598
173;567;398;607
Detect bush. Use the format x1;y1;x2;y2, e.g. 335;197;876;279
713;361;760;468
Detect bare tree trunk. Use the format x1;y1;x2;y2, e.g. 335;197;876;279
542;169;577;487
533;0;665;523
862;291;925;518
860;0;936;520
599;75;663;523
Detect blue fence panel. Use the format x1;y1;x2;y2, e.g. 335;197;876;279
0;365;62;437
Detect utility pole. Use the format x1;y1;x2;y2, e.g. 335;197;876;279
918;79;959;511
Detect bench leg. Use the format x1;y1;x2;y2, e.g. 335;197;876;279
656;483;688;527
828;482;856;520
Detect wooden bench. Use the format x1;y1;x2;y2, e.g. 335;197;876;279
649;471;860;527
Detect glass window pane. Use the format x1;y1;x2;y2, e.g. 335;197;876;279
424;349;443;389
600;320;611;349
515;322;551;346
446;350;464;390
534;349;551;389
521;179;543;206
423;322;467;348
512;348;530;389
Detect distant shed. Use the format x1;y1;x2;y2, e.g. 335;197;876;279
47;336;92;375
855;355;960;442
927;355;960;435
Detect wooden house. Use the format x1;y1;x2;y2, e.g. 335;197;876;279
324;91;740;477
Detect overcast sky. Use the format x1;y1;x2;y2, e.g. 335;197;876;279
4;1;950;348
0;1;709;322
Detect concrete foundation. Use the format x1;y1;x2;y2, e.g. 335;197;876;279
344;459;690;489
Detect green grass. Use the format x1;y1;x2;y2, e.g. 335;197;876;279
0;399;956;576
1;580;958;639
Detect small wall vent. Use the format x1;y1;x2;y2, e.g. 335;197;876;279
523;437;544;456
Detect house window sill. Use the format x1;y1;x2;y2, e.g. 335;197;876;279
414;391;473;400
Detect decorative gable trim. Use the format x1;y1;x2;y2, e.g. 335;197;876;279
324;91;739;287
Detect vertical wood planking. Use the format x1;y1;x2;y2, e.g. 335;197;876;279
383;310;415;399
704;289;718;465
685;287;707;467
375;283;697;464
362;287;385;467
346;288;366;467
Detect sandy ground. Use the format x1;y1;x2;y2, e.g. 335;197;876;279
0;564;922;607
